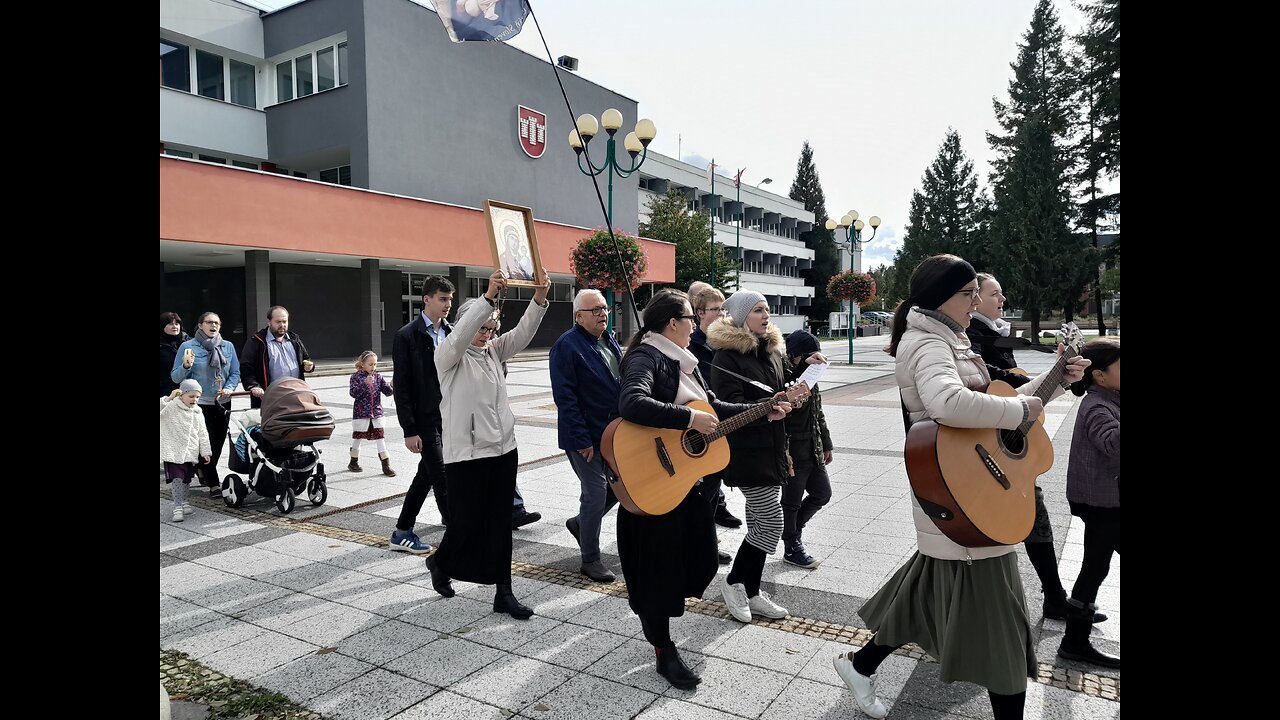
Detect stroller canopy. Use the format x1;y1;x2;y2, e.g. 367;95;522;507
261;378;335;446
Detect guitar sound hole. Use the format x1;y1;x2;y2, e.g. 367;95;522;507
999;429;1025;456
683;431;707;456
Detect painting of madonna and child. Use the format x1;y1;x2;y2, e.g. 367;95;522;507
484;199;545;287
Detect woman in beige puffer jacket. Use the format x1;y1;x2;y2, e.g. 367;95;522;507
831;255;1091;720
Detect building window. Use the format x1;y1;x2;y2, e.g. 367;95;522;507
295;53;314;97
276;61;294;102
196;50;225;100
199;154;227;164
292;171;308;178
317;47;336;92
319;165;352;186
229;59;256;108
232;160;258;169
160;40;190;92
273;41;347;104
164;149;193;158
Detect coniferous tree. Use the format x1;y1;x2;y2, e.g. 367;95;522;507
986;0;1089;336
893;129;988;293
789;141;840;322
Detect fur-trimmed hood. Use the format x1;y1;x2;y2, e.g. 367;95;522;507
705;317;785;355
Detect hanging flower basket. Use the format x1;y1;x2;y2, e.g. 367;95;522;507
570;228;649;294
827;271;876;305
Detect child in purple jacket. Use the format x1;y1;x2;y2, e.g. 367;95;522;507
1058;337;1121;669
350;351;396;476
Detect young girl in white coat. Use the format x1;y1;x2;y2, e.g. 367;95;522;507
160;379;211;522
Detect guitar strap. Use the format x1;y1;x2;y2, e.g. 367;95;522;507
708;362;776;396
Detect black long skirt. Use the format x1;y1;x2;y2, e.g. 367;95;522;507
617;481;718;618
433;449;518;585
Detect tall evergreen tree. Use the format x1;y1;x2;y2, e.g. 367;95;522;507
789;141;840;321
1075;0;1120;333
640;189;737;294
892;129;988;294
986;0;1089;336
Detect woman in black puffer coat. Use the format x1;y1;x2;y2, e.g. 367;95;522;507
707;290;794;625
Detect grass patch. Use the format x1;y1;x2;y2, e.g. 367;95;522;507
160;648;324;720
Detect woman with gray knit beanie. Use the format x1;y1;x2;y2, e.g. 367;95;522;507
707;290;794;624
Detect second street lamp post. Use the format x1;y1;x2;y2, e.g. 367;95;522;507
569;109;657;334
825;211;881;364
732;175;771;290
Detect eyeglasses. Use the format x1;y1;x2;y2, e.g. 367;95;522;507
477;326;498;335
202;320;222;326
954;288;981;299
677;315;698;322
698;306;725;315
578;306;612;317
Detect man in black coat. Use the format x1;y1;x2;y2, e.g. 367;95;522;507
389;276;455;554
240;306;314;409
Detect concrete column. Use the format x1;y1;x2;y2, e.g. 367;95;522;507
449;265;468;321
360;259;382;354
244;250;271;335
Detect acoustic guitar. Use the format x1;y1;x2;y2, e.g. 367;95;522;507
905;324;1084;547
601;382;811;516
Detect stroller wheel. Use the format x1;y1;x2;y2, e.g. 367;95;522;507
305;476;327;504
307;478;328;507
223;474;247;508
275;487;296;514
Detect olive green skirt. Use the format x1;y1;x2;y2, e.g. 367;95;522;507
859;551;1035;695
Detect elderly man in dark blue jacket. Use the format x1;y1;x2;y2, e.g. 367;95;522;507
550;289;624;582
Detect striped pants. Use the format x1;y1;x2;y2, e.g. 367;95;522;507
739;485;784;554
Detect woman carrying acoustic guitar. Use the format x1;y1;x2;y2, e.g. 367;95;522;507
832;255;1089;720
616;289;790;690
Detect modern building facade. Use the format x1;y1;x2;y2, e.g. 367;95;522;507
161;0;675;356
160;0;826;353
637;153;816;333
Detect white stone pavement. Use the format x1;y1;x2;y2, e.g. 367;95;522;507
161;334;1119;719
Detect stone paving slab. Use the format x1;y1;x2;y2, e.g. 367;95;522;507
162;365;1119;719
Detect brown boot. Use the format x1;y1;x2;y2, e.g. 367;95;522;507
380;456;397;477
348;455;362;473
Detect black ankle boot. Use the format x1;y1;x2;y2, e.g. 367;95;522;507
655;646;701;690
426;555;455;598
1056;599;1120;668
494;583;533;620
1043;590;1107;623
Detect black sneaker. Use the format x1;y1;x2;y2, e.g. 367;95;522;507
714;506;743;529
512;509;542;530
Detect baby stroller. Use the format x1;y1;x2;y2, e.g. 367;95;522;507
223;378;333;514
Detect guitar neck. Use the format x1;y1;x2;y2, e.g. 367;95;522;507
707;399;777;440
1019;327;1081;433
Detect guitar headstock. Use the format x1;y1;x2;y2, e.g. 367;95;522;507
1059;322;1085;356
785;381;812;406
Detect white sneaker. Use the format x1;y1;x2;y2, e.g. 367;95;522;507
172;507;185;523
833;652;888;718
748;590;789;619
182;503;192;514
720;575;752;623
